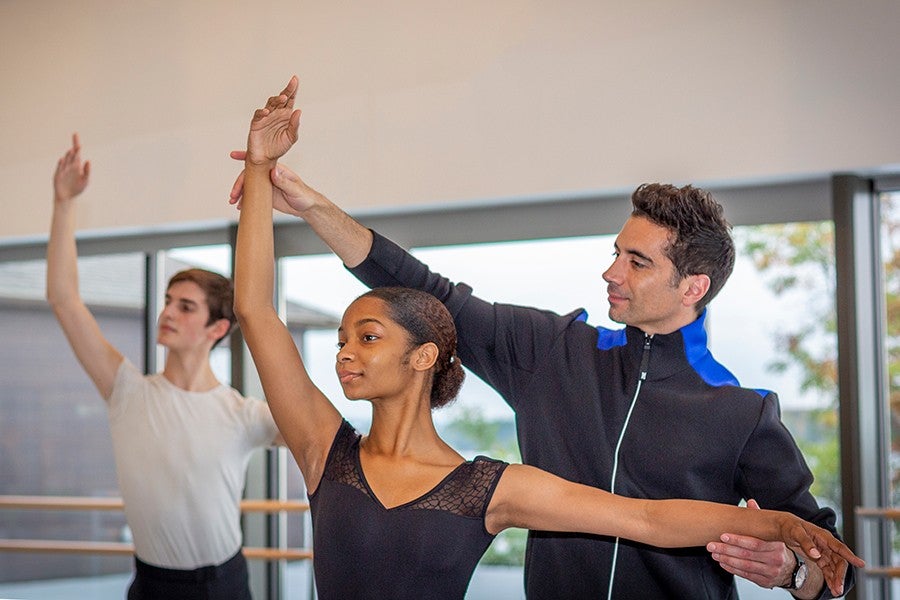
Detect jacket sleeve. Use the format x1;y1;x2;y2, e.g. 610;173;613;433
736;391;854;599
347;230;580;408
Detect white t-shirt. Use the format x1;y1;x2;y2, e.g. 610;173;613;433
107;359;278;569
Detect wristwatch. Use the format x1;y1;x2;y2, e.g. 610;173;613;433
780;549;808;590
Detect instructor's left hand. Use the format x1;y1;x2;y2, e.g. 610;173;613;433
706;499;796;589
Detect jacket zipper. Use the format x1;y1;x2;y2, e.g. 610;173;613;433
606;332;653;600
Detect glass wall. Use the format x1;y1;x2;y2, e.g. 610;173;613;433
880;191;900;578
716;222;841;518
282;229;842;599
0;244;259;597
0;174;891;599
0;253;145;585
712;221;843;596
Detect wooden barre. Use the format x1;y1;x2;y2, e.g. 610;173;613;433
240;499;309;513
0;496;308;513
853;508;900;577
856;507;900;519
862;567;900;578
244;547;313;561
0;539;312;561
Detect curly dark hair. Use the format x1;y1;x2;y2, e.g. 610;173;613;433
630;183;735;312
167;268;235;348
359;287;465;409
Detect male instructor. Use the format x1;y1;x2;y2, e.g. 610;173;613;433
230;143;852;599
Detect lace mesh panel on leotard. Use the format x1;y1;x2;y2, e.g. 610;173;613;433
322;421;507;518
321;421;367;495
406;458;506;518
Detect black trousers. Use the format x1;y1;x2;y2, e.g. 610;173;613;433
127;550;252;600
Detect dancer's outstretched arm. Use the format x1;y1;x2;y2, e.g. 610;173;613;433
487;464;863;598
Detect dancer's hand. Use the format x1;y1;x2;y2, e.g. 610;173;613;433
245;75;301;166
53;133;91;203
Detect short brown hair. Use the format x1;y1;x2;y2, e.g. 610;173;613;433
631;183;735;312
167;268;235;347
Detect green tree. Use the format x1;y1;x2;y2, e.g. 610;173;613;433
879;194;900;508
743;195;900;549
737;222;841;509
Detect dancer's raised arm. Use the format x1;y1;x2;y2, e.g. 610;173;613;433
46;134;123;399
233;76;342;490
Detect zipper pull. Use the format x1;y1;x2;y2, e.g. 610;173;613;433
639;334;652;381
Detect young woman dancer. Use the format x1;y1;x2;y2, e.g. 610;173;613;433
232;76;863;600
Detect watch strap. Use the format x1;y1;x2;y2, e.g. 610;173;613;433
780;549;804;590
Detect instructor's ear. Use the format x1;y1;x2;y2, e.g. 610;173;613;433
682;274;711;308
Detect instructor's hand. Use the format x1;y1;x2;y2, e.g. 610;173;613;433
707;500;802;589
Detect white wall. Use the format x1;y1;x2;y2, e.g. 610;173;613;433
2;0;899;239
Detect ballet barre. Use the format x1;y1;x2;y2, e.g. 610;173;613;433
856;506;900;578
0;495;308;513
0;495;312;561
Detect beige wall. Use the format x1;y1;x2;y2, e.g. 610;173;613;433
2;0;899;240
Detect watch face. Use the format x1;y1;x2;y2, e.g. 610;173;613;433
794;562;809;589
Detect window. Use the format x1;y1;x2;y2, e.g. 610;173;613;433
0;174;879;599
879;191;900;576
0;253;144;584
715;223;841;518
279;228;842;598
165;245;234;382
